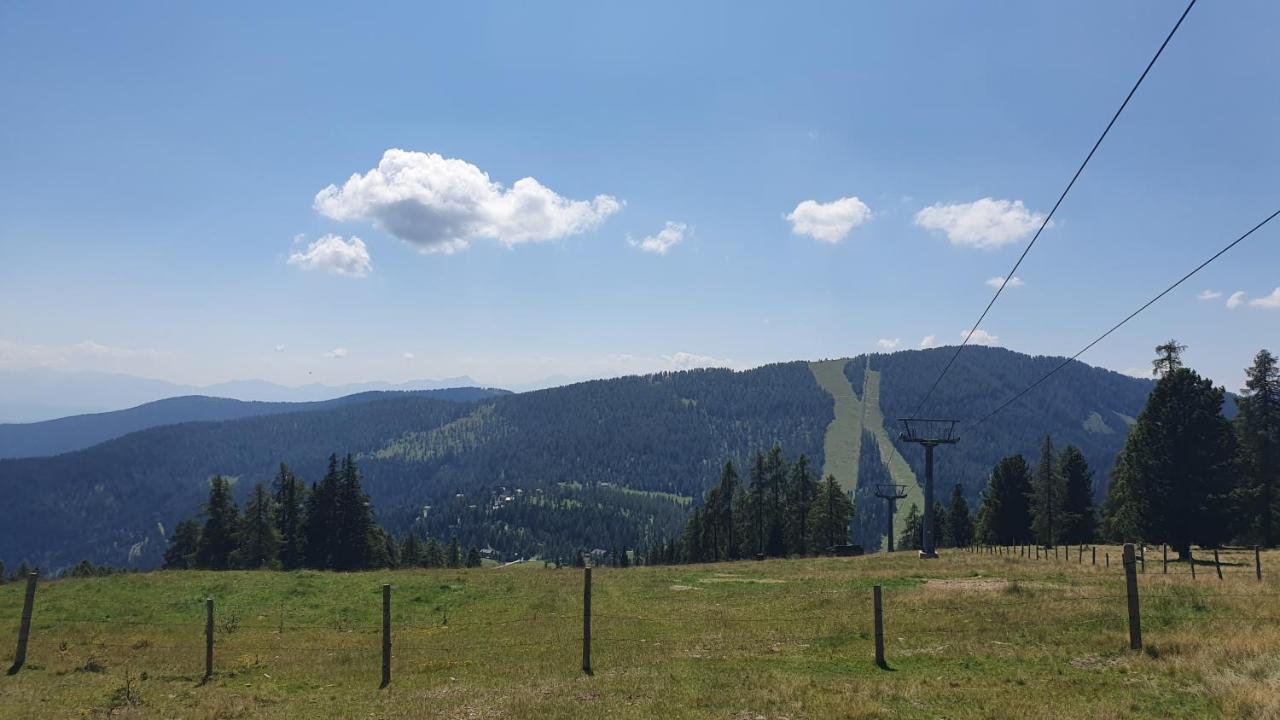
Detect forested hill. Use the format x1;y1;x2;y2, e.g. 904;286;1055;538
0;363;832;571
0;387;510;459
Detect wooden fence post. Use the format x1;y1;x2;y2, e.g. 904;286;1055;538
204;598;214;683
1123;543;1142;651
582;566;592;676
1106;552;1109;568
1035;545;1040;560
1139;544;1146;574
1189;547;1196;579
1257;546;1263;582
380;584;391;689
6;572;38;675
1092;547;1096;566
873;585;886;669
1163;544;1168;574
1213;549;1223;581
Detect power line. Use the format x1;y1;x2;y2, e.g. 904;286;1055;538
912;0;1198;417
967;208;1280;431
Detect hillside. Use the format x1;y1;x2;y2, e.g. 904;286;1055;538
0;348;1165;572
0;387;509;459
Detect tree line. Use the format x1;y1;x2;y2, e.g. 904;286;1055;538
162;454;483;571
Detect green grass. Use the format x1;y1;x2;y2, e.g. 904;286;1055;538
809;359;865;493
3;548;1280;718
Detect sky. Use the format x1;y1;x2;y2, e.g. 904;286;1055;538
1;1;1278;396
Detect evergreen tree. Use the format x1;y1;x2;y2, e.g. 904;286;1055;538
376;529;398;569
784;454;820;555
1029;435;1063;546
400;533;423;567
1235;349;1280;546
898;503;923;551
332;454;377;571
1152;339;1186;377
272;463;307;570
932;500;949;548
945;484;974;548
303;455;341;569
808;474;854;552
712;461;740;560
1057;445;1096;544
162;519;201;570
194;476;240;570
465;546;482;568
745;451;768;557
423;538;445;568
763;446;789;556
232;483;281;569
447;537;463;568
1103;346;1236;555
0;560;5;584
976;455;1034;545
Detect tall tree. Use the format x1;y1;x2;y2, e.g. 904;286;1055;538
1057;445;1096;544
783;454;819;555
162;519;201;570
1235;349;1280;546
933;500;949;548
465;546;482;568
194;476;239;570
332;454;377;571
808;474;854;552
447;537;462;568
898;503;922;551
1103;349;1236;555
272;464;307;570
1152;339;1187;377
763;446;789;556
745;451;768;557
400;533;424;567
303;455;341;569
233;483;281;569
976;455;1034;545
423;538;445;568
1029;435;1063;546
945;484;974;548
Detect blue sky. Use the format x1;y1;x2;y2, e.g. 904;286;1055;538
1;1;1277;394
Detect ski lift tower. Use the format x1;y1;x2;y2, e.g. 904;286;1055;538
874;484;909;553
898;418;959;559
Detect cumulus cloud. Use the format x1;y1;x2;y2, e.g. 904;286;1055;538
1249;288;1280;309
323;348;349;359
314;149;622;254
288;234;372;277
628;222;687;255
785;196;872;243
1197;290;1223;301
915;198;1045;249
985;276;1025;290
965;329;1000;346
1227;291;1247;309
876;338;901;351
919;335;939;349
662;351;732;370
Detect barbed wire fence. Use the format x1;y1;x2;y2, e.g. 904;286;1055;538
1;543;1273;689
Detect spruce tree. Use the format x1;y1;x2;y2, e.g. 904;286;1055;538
746;451;768;557
945;484;974;548
1235;349;1280;546
1029;435;1063;546
784;454;820;555
976;455;1034;545
195;476;240;570
763;446;789;556
933;500;949;548
808;474;854;553
423;538;445;568
272;464;306;570
303;455;341;569
1103;346;1236;555
400;533;423;566
898;503;923;551
163;519;201;570
465;546;482;568
0;560;5;584
1152;339;1186;377
447;537;462;568
232;483;281;569
333;454;376;571
1057;446;1096;544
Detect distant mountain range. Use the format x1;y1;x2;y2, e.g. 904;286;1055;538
0;347;1173;572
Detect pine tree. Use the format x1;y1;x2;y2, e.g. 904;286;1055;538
1152;339;1187;377
447;537;462;568
333;454;377;571
784;455;820;555
465;546;482;568
1029;435;1063;546
0;560;6;585
713;461;740;560
1057;446;1096;544
232;483;281;569
945;484;974;548
303;455;341;569
976;455;1034;545
898;503;922;551
1235;349;1280;546
195;476;240;570
423;538;445;568
400;533;423;567
933;500;949;548
1103;347;1236;555
763;446;789;556
808;474;854;553
272;464;307;570
163;519;201;570
745;451;768;557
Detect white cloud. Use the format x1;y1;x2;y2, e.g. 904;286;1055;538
1227;291;1247;309
287;234;372;277
402;352;416;359
915;198;1046;249
785;196;872;243
628;222;687;255
876;338;901;351
965;329;1000;346
662;351;732;370
273;345;286;352
314;149;622;254
1249;288;1280;309
323;348;349;359
985;276;1025;290
0;338;169;371
919;335;938;349
1197;290;1223;301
